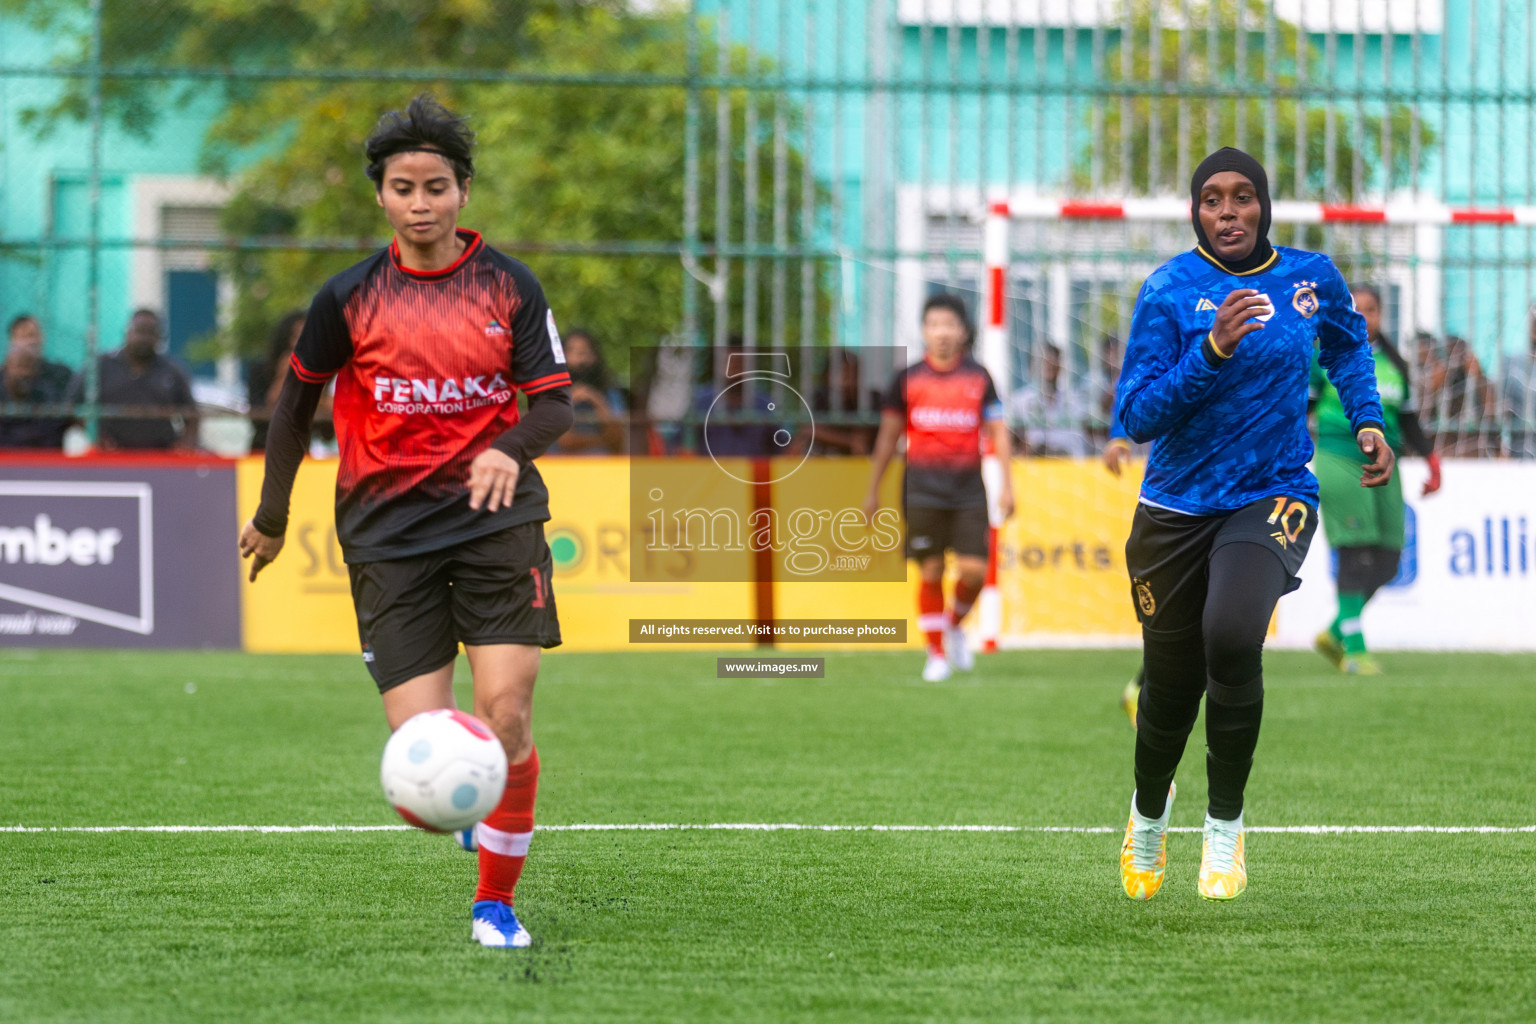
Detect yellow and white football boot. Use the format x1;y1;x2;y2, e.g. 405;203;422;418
1341;654;1383;676
1120;783;1175;900
1120;677;1141;730
1197;812;1247;901
1313;629;1345;670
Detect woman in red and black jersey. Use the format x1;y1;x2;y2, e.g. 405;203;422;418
239;95;573;949
863;294;1015;683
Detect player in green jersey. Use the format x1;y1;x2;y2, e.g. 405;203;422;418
1310;285;1442;674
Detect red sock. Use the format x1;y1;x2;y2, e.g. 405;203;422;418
918;580;945;655
474;746;539;906
948;577;982;626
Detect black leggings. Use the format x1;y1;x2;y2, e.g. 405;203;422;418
1133;541;1289;821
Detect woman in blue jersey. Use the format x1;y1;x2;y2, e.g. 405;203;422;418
1112;148;1393;903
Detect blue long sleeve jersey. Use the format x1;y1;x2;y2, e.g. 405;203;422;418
1113;246;1384;515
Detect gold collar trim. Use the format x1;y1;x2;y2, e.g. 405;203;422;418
1195;245;1278;277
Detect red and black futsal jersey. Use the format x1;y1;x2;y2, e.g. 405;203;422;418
883;356;1004;510
286;229;572;563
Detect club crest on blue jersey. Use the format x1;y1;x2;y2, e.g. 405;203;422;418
1291;282;1319;318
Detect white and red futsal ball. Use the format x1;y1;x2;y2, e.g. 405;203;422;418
380;709;508;833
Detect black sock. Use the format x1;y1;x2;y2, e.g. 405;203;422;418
1205;694;1263;820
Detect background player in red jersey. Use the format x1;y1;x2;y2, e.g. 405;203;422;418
237;95;573;948
864;294;1015;682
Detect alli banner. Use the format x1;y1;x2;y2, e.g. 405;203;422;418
1276;460;1536;651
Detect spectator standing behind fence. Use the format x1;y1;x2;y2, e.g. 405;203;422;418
812;349;881;456
0;318;72;448
690;338;778;456
246;310;334;454
1501;310;1536;458
1096;335;1123;436
7;316;73;394
549;328;625;454
248;311;306;452
1010;341;1092;457
1411;331;1445;416
1436;335;1497;457
67;309;198;450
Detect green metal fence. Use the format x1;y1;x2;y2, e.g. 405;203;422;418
2;0;1535;454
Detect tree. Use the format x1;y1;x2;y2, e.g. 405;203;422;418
6;1;827;370
1056;0;1440;350
1078;0;1435;200
214;10;823;366
3;0;561;138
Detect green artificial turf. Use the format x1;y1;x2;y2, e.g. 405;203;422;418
2;648;1533;1022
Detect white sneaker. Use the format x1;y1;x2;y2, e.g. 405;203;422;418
944;624;974;671
922;653;952;682
1198;811;1247;901
472;901;532;948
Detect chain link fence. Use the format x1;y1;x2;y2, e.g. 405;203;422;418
1;0;1533;456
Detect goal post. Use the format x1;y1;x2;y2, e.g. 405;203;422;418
968;195;1536;650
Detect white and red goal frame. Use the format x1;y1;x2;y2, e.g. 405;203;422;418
971;196;1532;653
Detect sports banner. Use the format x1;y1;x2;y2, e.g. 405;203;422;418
234;455;1151;653
542;457;757;651
0;455;241;648
235;456;360;653
8;453;1500;654
814;457;1535;652
237;456;757;653
769;458;916;646
782;458;1147;649
992;459;1144;645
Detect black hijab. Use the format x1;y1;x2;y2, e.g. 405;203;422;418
1190;147;1275;274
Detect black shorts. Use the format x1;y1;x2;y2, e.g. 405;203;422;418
1125;495;1317;631
348;522;562;692
905;504;990;560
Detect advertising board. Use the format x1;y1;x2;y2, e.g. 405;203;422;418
1276;460;1536;651
0;456;241;648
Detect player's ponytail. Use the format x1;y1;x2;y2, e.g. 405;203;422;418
365;94;476;189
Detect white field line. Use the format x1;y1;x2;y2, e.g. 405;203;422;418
2;823;1534;835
